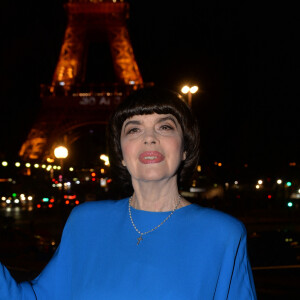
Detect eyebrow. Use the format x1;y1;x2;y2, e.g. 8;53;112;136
157;116;178;127
123;115;178;131
123;120;141;131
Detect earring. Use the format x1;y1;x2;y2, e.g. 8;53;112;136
182;151;187;160
122;160;126;166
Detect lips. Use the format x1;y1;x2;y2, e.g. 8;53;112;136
139;151;165;164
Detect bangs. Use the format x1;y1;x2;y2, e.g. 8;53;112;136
117;104;183;128
114;89;188;130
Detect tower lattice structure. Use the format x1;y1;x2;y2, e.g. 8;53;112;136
19;0;150;162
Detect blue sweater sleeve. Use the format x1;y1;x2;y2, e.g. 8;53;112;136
214;224;257;299
0;263;36;299
0;207;77;300
227;231;257;299
29;208;77;300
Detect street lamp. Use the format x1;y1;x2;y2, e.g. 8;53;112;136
181;85;199;107
54;146;68;205
54;146;68;160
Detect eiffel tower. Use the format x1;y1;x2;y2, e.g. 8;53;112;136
19;0;151;162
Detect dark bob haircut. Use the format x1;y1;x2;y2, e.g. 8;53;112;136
108;87;200;188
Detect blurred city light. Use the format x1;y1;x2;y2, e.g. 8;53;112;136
100;154;110;166
277;179;282;184
2;161;8;167
181;86;190;94
190;86;199;93
47;157;55;163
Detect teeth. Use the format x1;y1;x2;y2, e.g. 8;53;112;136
144;156;157;159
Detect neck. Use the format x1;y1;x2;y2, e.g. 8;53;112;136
131;193;180;212
130;177;181;212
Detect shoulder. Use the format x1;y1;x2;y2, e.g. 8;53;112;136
187;204;247;239
66;198;128;226
73;198;127;213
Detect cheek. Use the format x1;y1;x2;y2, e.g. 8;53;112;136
120;140;133;164
166;138;184;159
120;141;127;160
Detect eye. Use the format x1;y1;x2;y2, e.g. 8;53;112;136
126;127;140;135
160;124;174;131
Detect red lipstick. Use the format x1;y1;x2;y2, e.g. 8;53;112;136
139;151;165;164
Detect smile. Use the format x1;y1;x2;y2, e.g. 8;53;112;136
139;151;165;164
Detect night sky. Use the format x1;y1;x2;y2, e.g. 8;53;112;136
0;0;299;172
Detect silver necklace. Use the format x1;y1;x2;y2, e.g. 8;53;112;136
128;195;181;245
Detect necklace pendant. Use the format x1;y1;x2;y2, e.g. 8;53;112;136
137;235;143;245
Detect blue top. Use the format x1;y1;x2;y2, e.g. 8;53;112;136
0;198;257;299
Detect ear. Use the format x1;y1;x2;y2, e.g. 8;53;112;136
122;160;126;167
182;151;187;161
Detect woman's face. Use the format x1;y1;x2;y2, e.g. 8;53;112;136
120;113;186;184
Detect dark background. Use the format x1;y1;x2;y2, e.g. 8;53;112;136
1;3;300;297
0;0;299;173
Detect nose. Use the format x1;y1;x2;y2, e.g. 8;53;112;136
144;139;156;145
143;129;158;145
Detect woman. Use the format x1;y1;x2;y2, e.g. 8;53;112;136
0;87;257;299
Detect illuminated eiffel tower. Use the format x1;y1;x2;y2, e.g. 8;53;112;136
19;0;151;162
